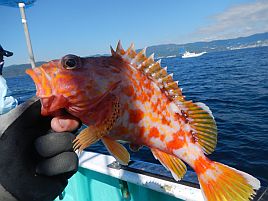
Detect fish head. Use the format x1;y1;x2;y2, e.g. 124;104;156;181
26;54;122;116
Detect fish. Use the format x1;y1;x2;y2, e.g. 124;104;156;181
26;41;260;201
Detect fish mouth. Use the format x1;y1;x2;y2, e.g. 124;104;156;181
27;66;121;116
39;95;68;116
26;67;51;97
26;67;68;116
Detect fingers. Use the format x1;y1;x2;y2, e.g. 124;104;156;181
35;132;78;176
51;114;80;132
35;132;75;157
36;152;78;176
36;113;80;176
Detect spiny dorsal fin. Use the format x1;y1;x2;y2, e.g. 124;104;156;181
116;40;125;55
138;54;155;70
131;47;147;65
123;43;136;62
112;42;184;100
144;59;161;74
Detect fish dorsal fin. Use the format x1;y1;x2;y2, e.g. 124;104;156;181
102;136;130;165
183;101;218;154
110;41;184;100
151;148;187;181
111;42;217;154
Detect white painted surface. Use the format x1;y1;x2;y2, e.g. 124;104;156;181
78;151;204;201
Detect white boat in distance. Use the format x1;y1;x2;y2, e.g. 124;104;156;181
182;51;207;58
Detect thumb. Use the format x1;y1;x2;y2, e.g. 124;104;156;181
51;114;80;132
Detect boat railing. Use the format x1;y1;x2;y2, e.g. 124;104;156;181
57;151;268;201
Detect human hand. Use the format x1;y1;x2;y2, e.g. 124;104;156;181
0;97;80;201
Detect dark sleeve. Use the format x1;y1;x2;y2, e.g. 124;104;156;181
4;50;13;57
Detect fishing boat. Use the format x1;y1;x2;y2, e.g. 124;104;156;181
182;51;207;58
1;1;268;201
54;151;204;201
54;151;267;201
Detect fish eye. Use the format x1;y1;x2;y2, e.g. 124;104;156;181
61;54;81;69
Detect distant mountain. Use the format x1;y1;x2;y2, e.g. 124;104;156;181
4;32;268;77
3;61;46;78
138;32;268;58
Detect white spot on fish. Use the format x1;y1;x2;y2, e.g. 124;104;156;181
165;135;173;142
144;101;151;110
151;94;158;104
150;137;166;149
169;102;180;113
173;142;203;168
144;79;149;84
183;124;191;132
170;120;180;131
199;168;223;184
122;112;129;127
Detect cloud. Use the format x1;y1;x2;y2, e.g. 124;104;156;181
193;0;268;41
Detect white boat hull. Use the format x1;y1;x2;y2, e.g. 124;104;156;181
182;52;206;58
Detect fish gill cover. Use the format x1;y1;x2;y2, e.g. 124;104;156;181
0;0;36;8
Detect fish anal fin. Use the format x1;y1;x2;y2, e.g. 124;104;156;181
102;137;130;165
182;101;218;155
151;148;187;181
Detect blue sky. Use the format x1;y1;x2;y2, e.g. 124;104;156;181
1;0;267;66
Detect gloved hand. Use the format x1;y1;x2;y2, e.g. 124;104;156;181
0;97;80;201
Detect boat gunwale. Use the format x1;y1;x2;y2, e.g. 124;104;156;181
77;151;205;201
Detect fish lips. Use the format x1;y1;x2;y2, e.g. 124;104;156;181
26;68;42;95
26;68;68;116
26;67;52;97
40;95;68;116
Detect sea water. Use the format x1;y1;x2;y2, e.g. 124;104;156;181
5;46;268;186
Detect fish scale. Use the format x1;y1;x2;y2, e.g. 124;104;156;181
26;41;260;201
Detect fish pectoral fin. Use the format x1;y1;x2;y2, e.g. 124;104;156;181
73;126;101;152
151;148;187;181
129;144;143;152
73;95;121;152
102;136;130;165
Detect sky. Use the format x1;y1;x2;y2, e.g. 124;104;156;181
0;0;268;66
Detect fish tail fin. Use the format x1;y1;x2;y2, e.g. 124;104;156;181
195;159;260;201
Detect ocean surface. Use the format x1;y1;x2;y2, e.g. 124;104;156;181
4;46;268;186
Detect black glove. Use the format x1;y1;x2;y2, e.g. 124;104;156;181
0;97;79;201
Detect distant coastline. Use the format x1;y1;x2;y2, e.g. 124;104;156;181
140;32;268;59
3;61;46;78
4;32;268;77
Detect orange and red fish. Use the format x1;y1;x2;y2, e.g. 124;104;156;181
26;42;260;201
